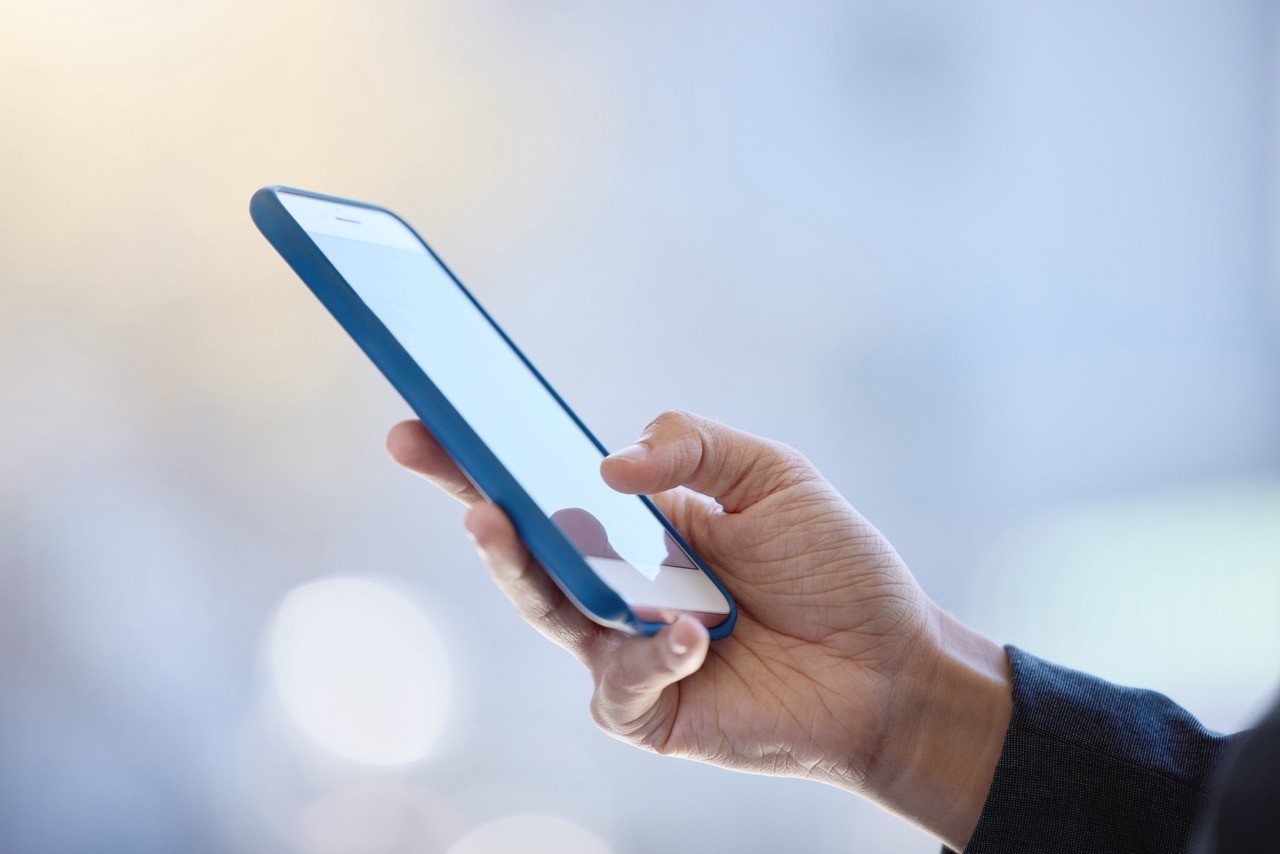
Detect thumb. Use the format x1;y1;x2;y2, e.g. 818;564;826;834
601;410;813;513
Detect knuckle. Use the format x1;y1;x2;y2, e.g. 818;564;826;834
485;553;527;590
514;591;553;625
587;692;615;734
588;690;651;748
436;474;472;499
649;409;697;439
763;440;813;477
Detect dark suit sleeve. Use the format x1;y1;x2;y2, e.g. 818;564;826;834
953;646;1238;854
1193;696;1280;854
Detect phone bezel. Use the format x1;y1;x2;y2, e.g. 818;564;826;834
250;185;737;638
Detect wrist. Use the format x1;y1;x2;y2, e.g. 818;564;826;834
866;604;1012;850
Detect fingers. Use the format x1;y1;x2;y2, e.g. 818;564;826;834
589;615;710;749
600;410;812;513
465;501;710;743
386;420;483;506
464;502;601;658
388;412;717;743
386;420;586;648
470;499;711;750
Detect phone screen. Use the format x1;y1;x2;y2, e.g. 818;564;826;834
279;192;729;618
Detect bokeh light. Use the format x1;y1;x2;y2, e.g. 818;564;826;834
293;782;451;854
446;814;614;854
268;577;450;766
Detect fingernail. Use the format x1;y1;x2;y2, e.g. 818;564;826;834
609;443;648;464
668;628;689;657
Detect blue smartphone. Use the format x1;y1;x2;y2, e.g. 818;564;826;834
251;186;736;638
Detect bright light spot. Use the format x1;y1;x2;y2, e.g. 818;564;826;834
447;815;614;854
268;577;449;765
295;782;442;854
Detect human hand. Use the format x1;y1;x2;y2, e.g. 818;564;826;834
387;411;1010;850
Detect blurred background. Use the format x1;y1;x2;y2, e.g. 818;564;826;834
2;1;1279;851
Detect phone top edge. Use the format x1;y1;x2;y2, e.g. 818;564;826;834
257;185;385;211
248;185;738;640
249;186;639;630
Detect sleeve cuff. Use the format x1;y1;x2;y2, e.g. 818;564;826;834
959;646;1234;853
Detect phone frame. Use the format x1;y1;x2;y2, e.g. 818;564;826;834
251;185;737;638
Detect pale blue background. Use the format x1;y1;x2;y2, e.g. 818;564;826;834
2;1;1278;852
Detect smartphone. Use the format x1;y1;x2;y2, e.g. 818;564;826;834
251;186;736;638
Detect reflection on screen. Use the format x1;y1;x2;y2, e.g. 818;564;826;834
284;195;700;585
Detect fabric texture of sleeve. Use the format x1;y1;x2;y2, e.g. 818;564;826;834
1192;693;1280;854
953;646;1237;854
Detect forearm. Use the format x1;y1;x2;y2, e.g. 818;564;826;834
864;605;1012;851
819;608;1240;853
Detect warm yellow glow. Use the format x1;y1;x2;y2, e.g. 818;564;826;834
0;0;617;420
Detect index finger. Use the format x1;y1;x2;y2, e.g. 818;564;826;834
386;420;484;506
